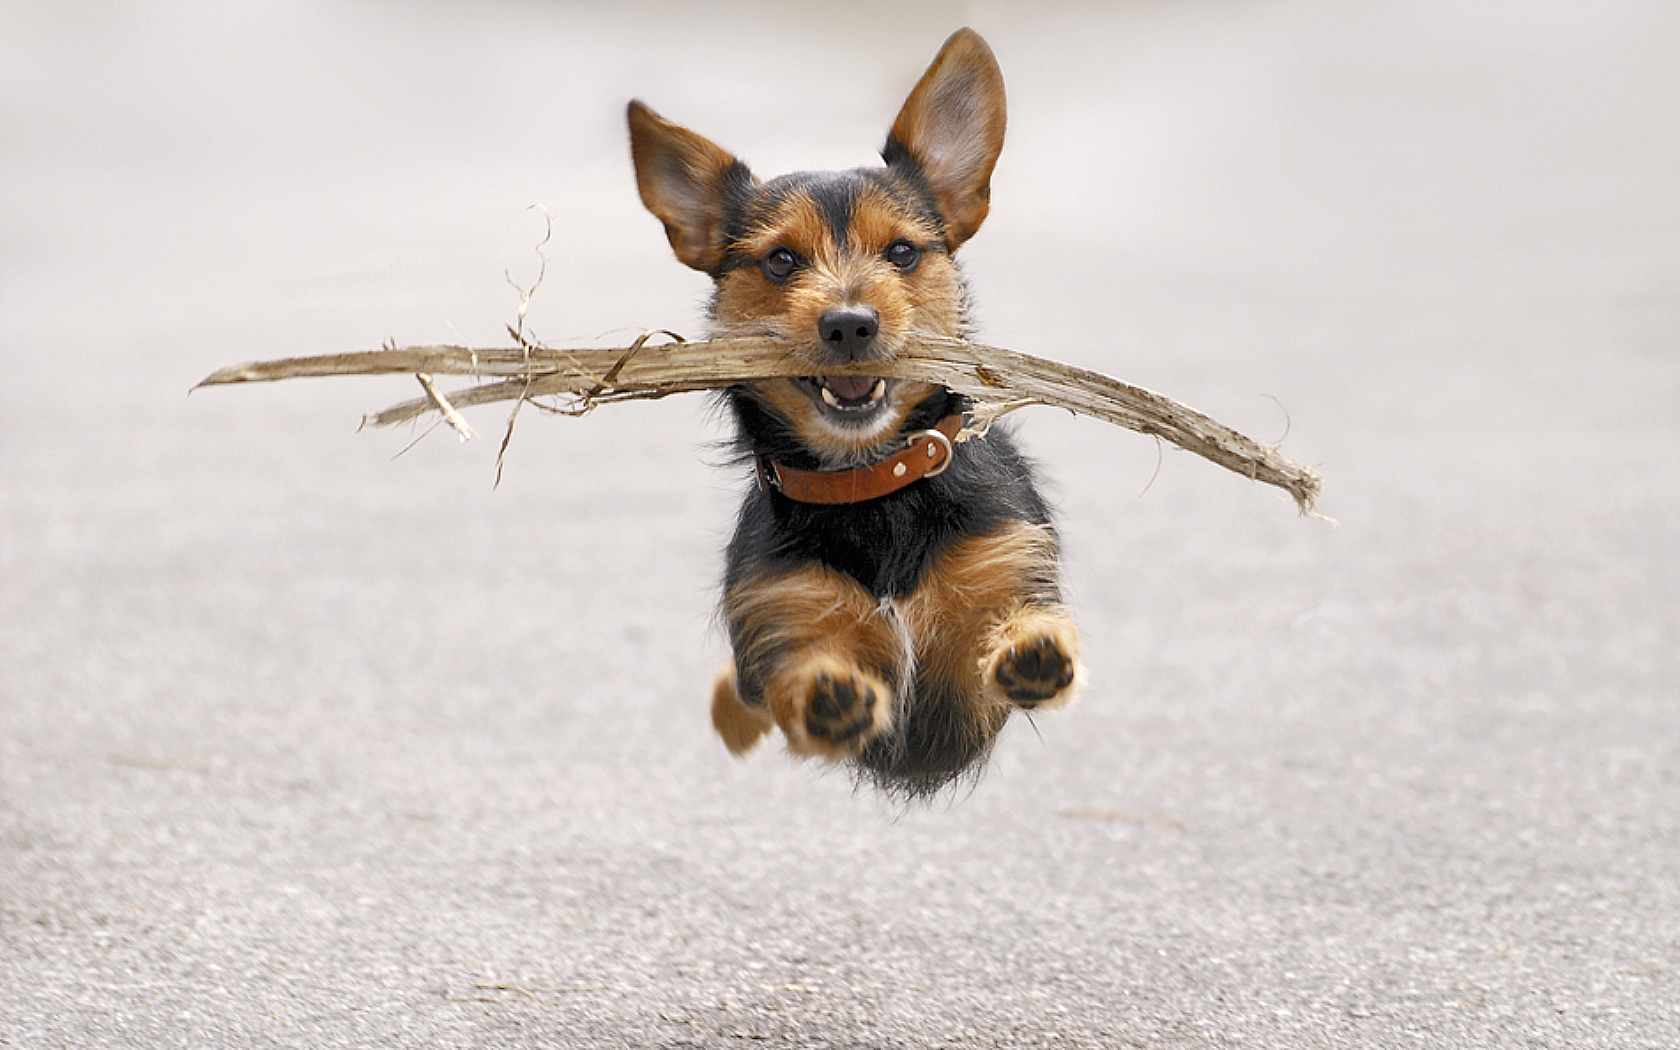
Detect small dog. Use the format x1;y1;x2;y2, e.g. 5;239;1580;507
628;28;1079;796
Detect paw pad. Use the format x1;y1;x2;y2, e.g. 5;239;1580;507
805;670;880;746
995;634;1075;706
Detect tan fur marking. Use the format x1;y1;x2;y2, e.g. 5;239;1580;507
846;188;942;256
723;564;904;758
902;520;1079;717
710;665;773;754
733;194;830;263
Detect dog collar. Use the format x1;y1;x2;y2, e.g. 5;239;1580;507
755;413;963;504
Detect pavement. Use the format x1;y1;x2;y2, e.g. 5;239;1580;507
2;2;1677;1047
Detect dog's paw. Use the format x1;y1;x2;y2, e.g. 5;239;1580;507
772;656;893;759
806;668;884;747
984;611;1080;710
995;635;1076;705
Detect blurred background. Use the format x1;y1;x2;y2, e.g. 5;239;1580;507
3;2;1677;1046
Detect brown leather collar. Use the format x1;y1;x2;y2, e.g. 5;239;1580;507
756;414;964;505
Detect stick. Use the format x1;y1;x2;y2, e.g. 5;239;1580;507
414;372;478;442
197;334;1322;514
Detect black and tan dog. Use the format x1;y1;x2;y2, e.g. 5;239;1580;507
628;28;1079;796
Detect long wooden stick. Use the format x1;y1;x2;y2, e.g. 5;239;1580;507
197;334;1322;514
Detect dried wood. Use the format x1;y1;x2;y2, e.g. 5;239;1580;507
197;333;1322;514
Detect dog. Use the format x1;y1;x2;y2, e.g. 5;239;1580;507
628;28;1080;797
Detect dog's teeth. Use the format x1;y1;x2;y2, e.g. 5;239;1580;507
820;385;842;408
869;379;886;402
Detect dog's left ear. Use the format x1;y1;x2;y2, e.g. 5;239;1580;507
884;28;1007;251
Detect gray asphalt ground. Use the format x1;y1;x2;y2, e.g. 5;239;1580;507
3;2;1677;1047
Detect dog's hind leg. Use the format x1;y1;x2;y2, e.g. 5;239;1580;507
722;565;905;760
710;664;774;754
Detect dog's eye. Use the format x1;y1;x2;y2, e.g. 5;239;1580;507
761;248;798;284
885;239;921;272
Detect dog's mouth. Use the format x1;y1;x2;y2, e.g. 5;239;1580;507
801;375;891;419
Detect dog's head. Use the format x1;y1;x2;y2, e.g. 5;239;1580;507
627;29;1006;467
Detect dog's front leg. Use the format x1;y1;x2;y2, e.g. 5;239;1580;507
713;565;903;760
907;520;1081;719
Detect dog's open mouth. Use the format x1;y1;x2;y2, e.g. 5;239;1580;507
802;375;890;418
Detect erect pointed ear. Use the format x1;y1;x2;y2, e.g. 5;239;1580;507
627;100;754;273
883;28;1007;250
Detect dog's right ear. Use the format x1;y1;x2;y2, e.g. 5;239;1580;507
628;100;753;273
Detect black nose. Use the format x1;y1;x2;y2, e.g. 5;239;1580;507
817;306;879;361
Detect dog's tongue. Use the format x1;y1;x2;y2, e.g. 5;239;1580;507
824;375;877;401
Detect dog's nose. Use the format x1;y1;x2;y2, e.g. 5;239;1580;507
817;306;879;361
